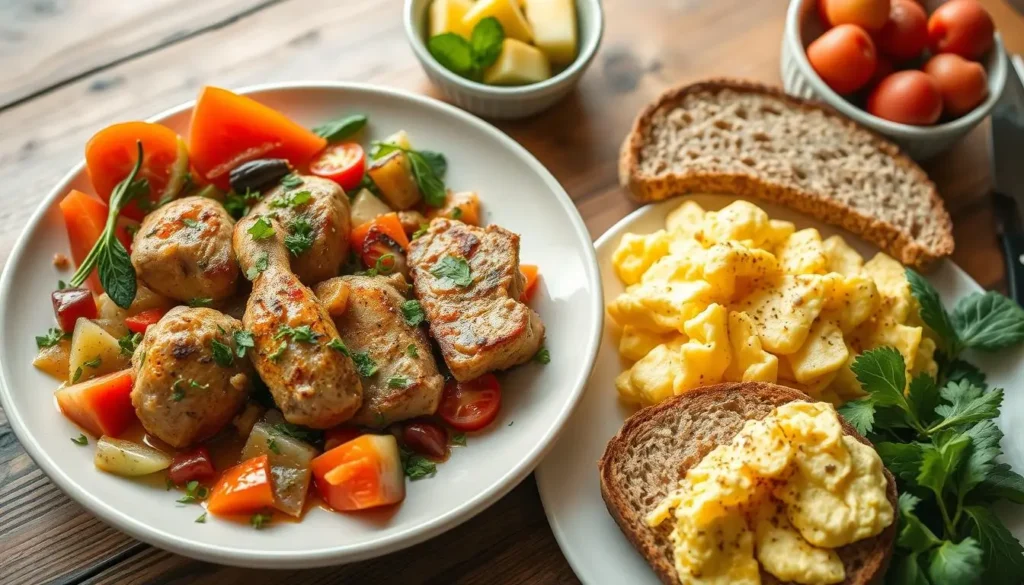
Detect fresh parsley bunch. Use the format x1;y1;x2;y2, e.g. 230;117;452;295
838;270;1024;585
427;17;505;82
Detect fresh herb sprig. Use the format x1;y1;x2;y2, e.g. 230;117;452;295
370;142;447;207
427;17;504;82
312;114;367;142
68;141;148;308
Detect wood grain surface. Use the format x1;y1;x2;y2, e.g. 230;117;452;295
0;0;1021;583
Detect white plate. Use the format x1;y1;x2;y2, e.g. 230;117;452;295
0;83;603;569
536;194;1024;585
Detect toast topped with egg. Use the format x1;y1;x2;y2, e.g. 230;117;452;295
619;79;954;269
599;382;898;585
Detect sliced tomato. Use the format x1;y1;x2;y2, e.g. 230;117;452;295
206;454;275;516
311;434;405;512
520;264;539;303
310;143;366;192
438;374;502;432
55;369;136;437
60;190;133;294
85;122;189;221
168;447;216;485
124;308;166;333
189;86;327;189
51;288;98;333
324;426;364;452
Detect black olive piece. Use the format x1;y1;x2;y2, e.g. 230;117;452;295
229;159;293;193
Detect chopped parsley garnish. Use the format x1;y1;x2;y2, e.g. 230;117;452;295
71;434;88;446
211;338;234;366
272;422;323;443
57;280;67;290
224;188;262;220
233;330;255;358
267;437;281;455
268;340;287;362
195;512;207;524
118;332;143;356
246;253;269;280
188;297;213;307
411;224;429;240
400;446;437;480
388;376;411;389
450;207;463;220
176;480;209;504
250;512;272;529
182;218;200;229
36;327;67;349
71;367;84;384
83;357;101;369
274;324;320;343
327;338;350;356
430;255;472;287
400;300;425;327
284;216;315;256
406;344;418;358
280;174;304;189
270;190;312;209
533;346;550;364
352;351;378;377
170;378;207;401
450;432;467;447
247;216;276;240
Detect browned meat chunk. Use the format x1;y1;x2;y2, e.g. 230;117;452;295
407;219;544;381
315;274;445;427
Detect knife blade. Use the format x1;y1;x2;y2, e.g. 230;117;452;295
991;54;1024;305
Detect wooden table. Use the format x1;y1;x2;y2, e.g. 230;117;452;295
1;0;1022;583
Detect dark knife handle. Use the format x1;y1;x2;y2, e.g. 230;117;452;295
1000;229;1024;306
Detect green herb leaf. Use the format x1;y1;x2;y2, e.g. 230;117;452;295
412;223;429;240
312;114;368;142
971;463;1024;504
327;338;350;356
224;188;262;220
271;422;323;443
268;340;287;361
57;280;67;290
195;512;207;524
36;327;66;349
407;151;447;207
400;447;437;480
955;419;1003;496
450;432;467;447
211;338;234;367
246;253;269;280
248;216;276;240
907;268;961;354
944;357;987;390
917;433;971;498
837;398;875;435
533;346;550;364
427;33;475;77
388;376;411;389
450;207;463;220
182;218;200;229
931;385;1002;433
71;434;88;446
908;374;940;427
406;343;418;358
274;324;320;344
877;441;927;486
417;150;447;179
401;299;425;327
267;437;281;455
188;297;213;308
470;17;505;69
888;552;930;585
250;512;272;529
270;190;312;209
926;538;984;585
98;237;137;309
83;357;101;368
170;379;187;402
233;330;254;358
964;505;1024;585
280;174;303;189
430;255;472;287
952;291;1024;351
897;493;942;553
352;351;378;377
176;480;210;504
118;332;143;356
71;366;83;384
284;216;315;256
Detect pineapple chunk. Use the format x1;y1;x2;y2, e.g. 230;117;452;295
462;0;534;43
383;129;412;150
367;151;421;210
484;39;552;85
523;0;578;65
430;0;474;38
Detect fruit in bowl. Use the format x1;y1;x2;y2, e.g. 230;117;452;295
806;0;994;126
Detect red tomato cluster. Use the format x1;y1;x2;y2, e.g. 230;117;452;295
807;0;993;125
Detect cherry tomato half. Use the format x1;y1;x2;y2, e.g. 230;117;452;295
438;374;502;432
310;143;366;192
402;420;448;459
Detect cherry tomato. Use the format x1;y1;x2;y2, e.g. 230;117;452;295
867;70;943;125
875;0;928;61
438;374;502;432
924;53;988;117
324;426;363;451
927;0;994;60
401;420;448;459
822;0;890;31
168;446;216;485
51;287;97;333
309;143;366;192
807;24;878;94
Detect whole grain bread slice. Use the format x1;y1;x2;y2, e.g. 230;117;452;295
599;382;898;585
619;79;953;269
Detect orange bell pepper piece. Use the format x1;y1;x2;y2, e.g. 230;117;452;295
520;264;539;302
55;369;136;437
206;455;275;516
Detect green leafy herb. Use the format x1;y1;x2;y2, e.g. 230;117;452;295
83;357;101;369
327;338;350;356
352;351;378;377
406;343;418;358
246;253;269;280
182;218;200;229
430;255;472;287
450;207;463;220
388;376;411;389
412;224;429;240
272;422;323;443
195;512;207;524
71;367;84;384
370;142;448;207
268;340;287;362
284;216;315;256
469;16;504;68
400;447;436;480
267;437;281;455
118;332;143;356
248;216;276;240
211;338;234;367
36;327;66;349
533;346;550;364
952;292;1024;352
71;434;88;446
233;330;255;358
450;432;467;447
224;188;262;220
250;512;272;529
68;142;147;308
427;33;475;78
838;398;875;436
926;538;983;585
57;280;67;290
427;17;505;81
270;190;312;209
176;480;210;504
274;324;320;344
312;114;368;142
401;299;425;327
188;297;213;307
907;269;961;354
280;174;303;189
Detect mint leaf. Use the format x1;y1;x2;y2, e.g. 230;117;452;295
971;463;1024;504
428;33;475;77
430;255;472;287
417;150;447;178
931;386;1002;433
248;216;275;240
878;441;927;486
889;552;930;585
36;327;66;349
898;493;942;553
312;114;367;142
955;420;1003;495
926;538;984;585
917;433;971;497
964;505;1024;585
952;292;1024;351
838;398;875;434
401;299;425;327
907;268;961;354
407;151;447;207
470;17;504;69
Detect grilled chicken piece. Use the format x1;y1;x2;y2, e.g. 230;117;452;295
314;275;444;427
247;175;351;286
131;306;253;448
408;218;545;381
131;196;239;302
233;214;362;429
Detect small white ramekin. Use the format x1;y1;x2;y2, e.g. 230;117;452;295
781;0;1007;160
404;0;604;120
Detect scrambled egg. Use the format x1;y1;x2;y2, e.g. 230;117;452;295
608;199;935;406
646;402;894;585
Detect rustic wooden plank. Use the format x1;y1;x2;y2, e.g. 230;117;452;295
0;0;278;109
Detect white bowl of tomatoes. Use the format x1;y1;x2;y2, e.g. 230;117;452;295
782;0;1007;160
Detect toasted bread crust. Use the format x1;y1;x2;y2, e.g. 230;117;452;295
618;78;954;270
599;382;898;585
